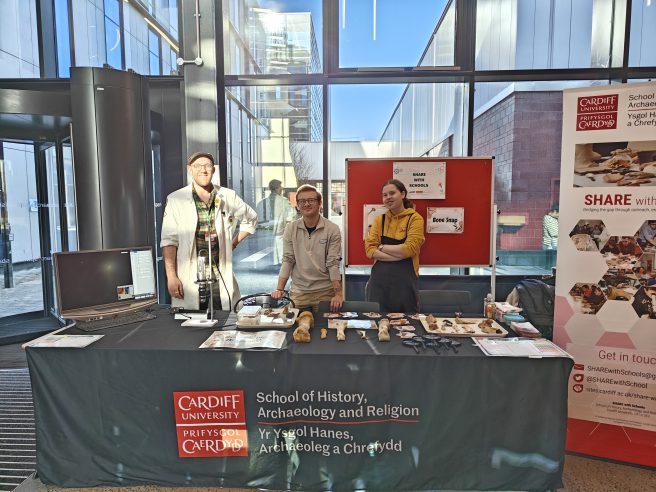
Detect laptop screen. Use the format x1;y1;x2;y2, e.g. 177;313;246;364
54;247;157;319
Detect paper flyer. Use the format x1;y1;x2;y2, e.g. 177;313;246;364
23;334;104;348
199;330;287;350
363;204;388;240
426;207;464;234
474;337;571;358
392;161;446;199
555;82;656;450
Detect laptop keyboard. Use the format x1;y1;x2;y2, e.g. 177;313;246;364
75;310;157;332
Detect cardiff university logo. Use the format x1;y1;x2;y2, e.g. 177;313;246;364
173;390;248;458
576;94;619;131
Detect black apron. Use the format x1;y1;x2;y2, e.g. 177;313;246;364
366;213;418;312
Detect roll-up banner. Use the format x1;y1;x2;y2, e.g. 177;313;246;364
555;82;656;467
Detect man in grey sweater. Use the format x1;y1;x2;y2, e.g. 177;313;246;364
271;184;343;312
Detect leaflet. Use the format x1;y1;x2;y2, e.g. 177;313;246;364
474;337;572;358
23;334;104;348
199;330;287;350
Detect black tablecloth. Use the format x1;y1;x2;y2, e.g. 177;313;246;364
26;306;572;490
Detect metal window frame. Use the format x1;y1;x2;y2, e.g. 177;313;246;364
34;141;55;316
36;0;58;78
118;0;127;70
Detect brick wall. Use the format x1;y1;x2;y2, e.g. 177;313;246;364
473;91;562;250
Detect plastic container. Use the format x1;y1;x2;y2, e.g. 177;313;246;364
484;293;495;319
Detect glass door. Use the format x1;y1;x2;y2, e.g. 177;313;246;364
0;137;74;321
41;137;77;316
61;139;77;251
0;141;45;318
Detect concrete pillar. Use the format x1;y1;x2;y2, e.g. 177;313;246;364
179;0;227;184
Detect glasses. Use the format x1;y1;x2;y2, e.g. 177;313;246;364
297;198;319;206
190;163;214;171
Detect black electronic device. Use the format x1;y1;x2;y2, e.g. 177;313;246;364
53;246;157;323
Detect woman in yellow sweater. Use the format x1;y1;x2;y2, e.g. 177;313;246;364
365;179;425;312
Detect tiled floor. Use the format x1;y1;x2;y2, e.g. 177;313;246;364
0;267;44;318
560;454;655;491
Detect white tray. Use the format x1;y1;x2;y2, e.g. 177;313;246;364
420;316;508;338
236;308;299;329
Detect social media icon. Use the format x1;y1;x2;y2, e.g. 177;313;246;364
573;384;584;393
573;374;584;383
573;363;584;371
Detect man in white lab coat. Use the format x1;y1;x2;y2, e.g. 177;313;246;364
161;152;258;311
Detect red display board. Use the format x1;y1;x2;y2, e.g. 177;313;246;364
346;157;494;267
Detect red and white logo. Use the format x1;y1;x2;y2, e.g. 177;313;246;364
576;94;619;131
173;390;248;458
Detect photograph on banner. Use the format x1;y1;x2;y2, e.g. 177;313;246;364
601;269;641;301
600;236;642;272
567;283;607;314
635;219;656;248
392;161;446;199
631;285;656;319
568;219;609;251
426;207;464;234
573;140;656;187
363;205;388;239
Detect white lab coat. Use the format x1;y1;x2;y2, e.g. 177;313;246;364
160;184;258;311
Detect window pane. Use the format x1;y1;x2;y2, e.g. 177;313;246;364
45;146;61;255
226;84;322;296
149;52;160;74
62;143;77;251
124;2;150;74
475;0;624;70
148;29;160;74
104;0;120;23
419;0;455;67
55;0;72;77
378;83;468;158
629;0;656;66
44;146;61;313
169;0;178;39
471;80;607;275
329;85;406;249
72;0;107;68
148;29;159;52
0;0;40;78
170;47;178;74
339;0;451;68
105;18;122;69
224;0;322;75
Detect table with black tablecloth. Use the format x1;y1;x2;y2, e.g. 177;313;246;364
26;306;572;490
